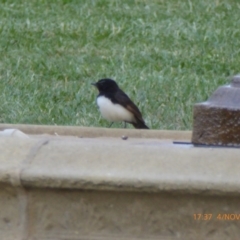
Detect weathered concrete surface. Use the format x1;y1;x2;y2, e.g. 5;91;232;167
0;184;26;240
21;137;240;195
1;133;240;194
0;125;240;240
0;123;191;139
26;189;240;240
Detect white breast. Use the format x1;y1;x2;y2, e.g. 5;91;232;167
97;96;134;123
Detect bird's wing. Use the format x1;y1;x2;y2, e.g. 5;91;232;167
112;89;144;122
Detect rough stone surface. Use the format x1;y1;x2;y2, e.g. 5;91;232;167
18;136;240;195
0;123;191;140
26;189;240;240
0;124;240;239
0;184;24;240
192;75;240;146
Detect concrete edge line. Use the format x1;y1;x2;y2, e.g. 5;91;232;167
15;138;50;240
20;176;240;197
0;123;192;140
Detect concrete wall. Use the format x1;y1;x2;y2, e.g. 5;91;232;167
0;124;240;240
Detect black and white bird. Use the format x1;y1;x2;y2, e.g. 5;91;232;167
92;78;149;129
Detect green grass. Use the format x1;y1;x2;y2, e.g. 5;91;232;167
0;0;240;130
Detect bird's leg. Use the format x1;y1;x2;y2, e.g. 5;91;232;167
109;122;114;128
124;121;127;128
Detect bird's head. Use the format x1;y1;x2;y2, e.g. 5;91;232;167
91;78;119;93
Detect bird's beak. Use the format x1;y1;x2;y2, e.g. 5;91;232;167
91;82;97;86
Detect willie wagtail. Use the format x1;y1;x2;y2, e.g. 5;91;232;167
92;78;149;129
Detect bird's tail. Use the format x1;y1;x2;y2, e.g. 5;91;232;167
132;121;149;129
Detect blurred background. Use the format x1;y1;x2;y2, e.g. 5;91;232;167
0;0;239;129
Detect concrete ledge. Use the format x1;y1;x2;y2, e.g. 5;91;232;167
0;125;239;195
0;123;191;139
1;124;240;240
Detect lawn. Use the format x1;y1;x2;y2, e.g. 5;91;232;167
0;0;240;130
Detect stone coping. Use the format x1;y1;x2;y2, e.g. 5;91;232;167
0;124;239;196
0;123;191;139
